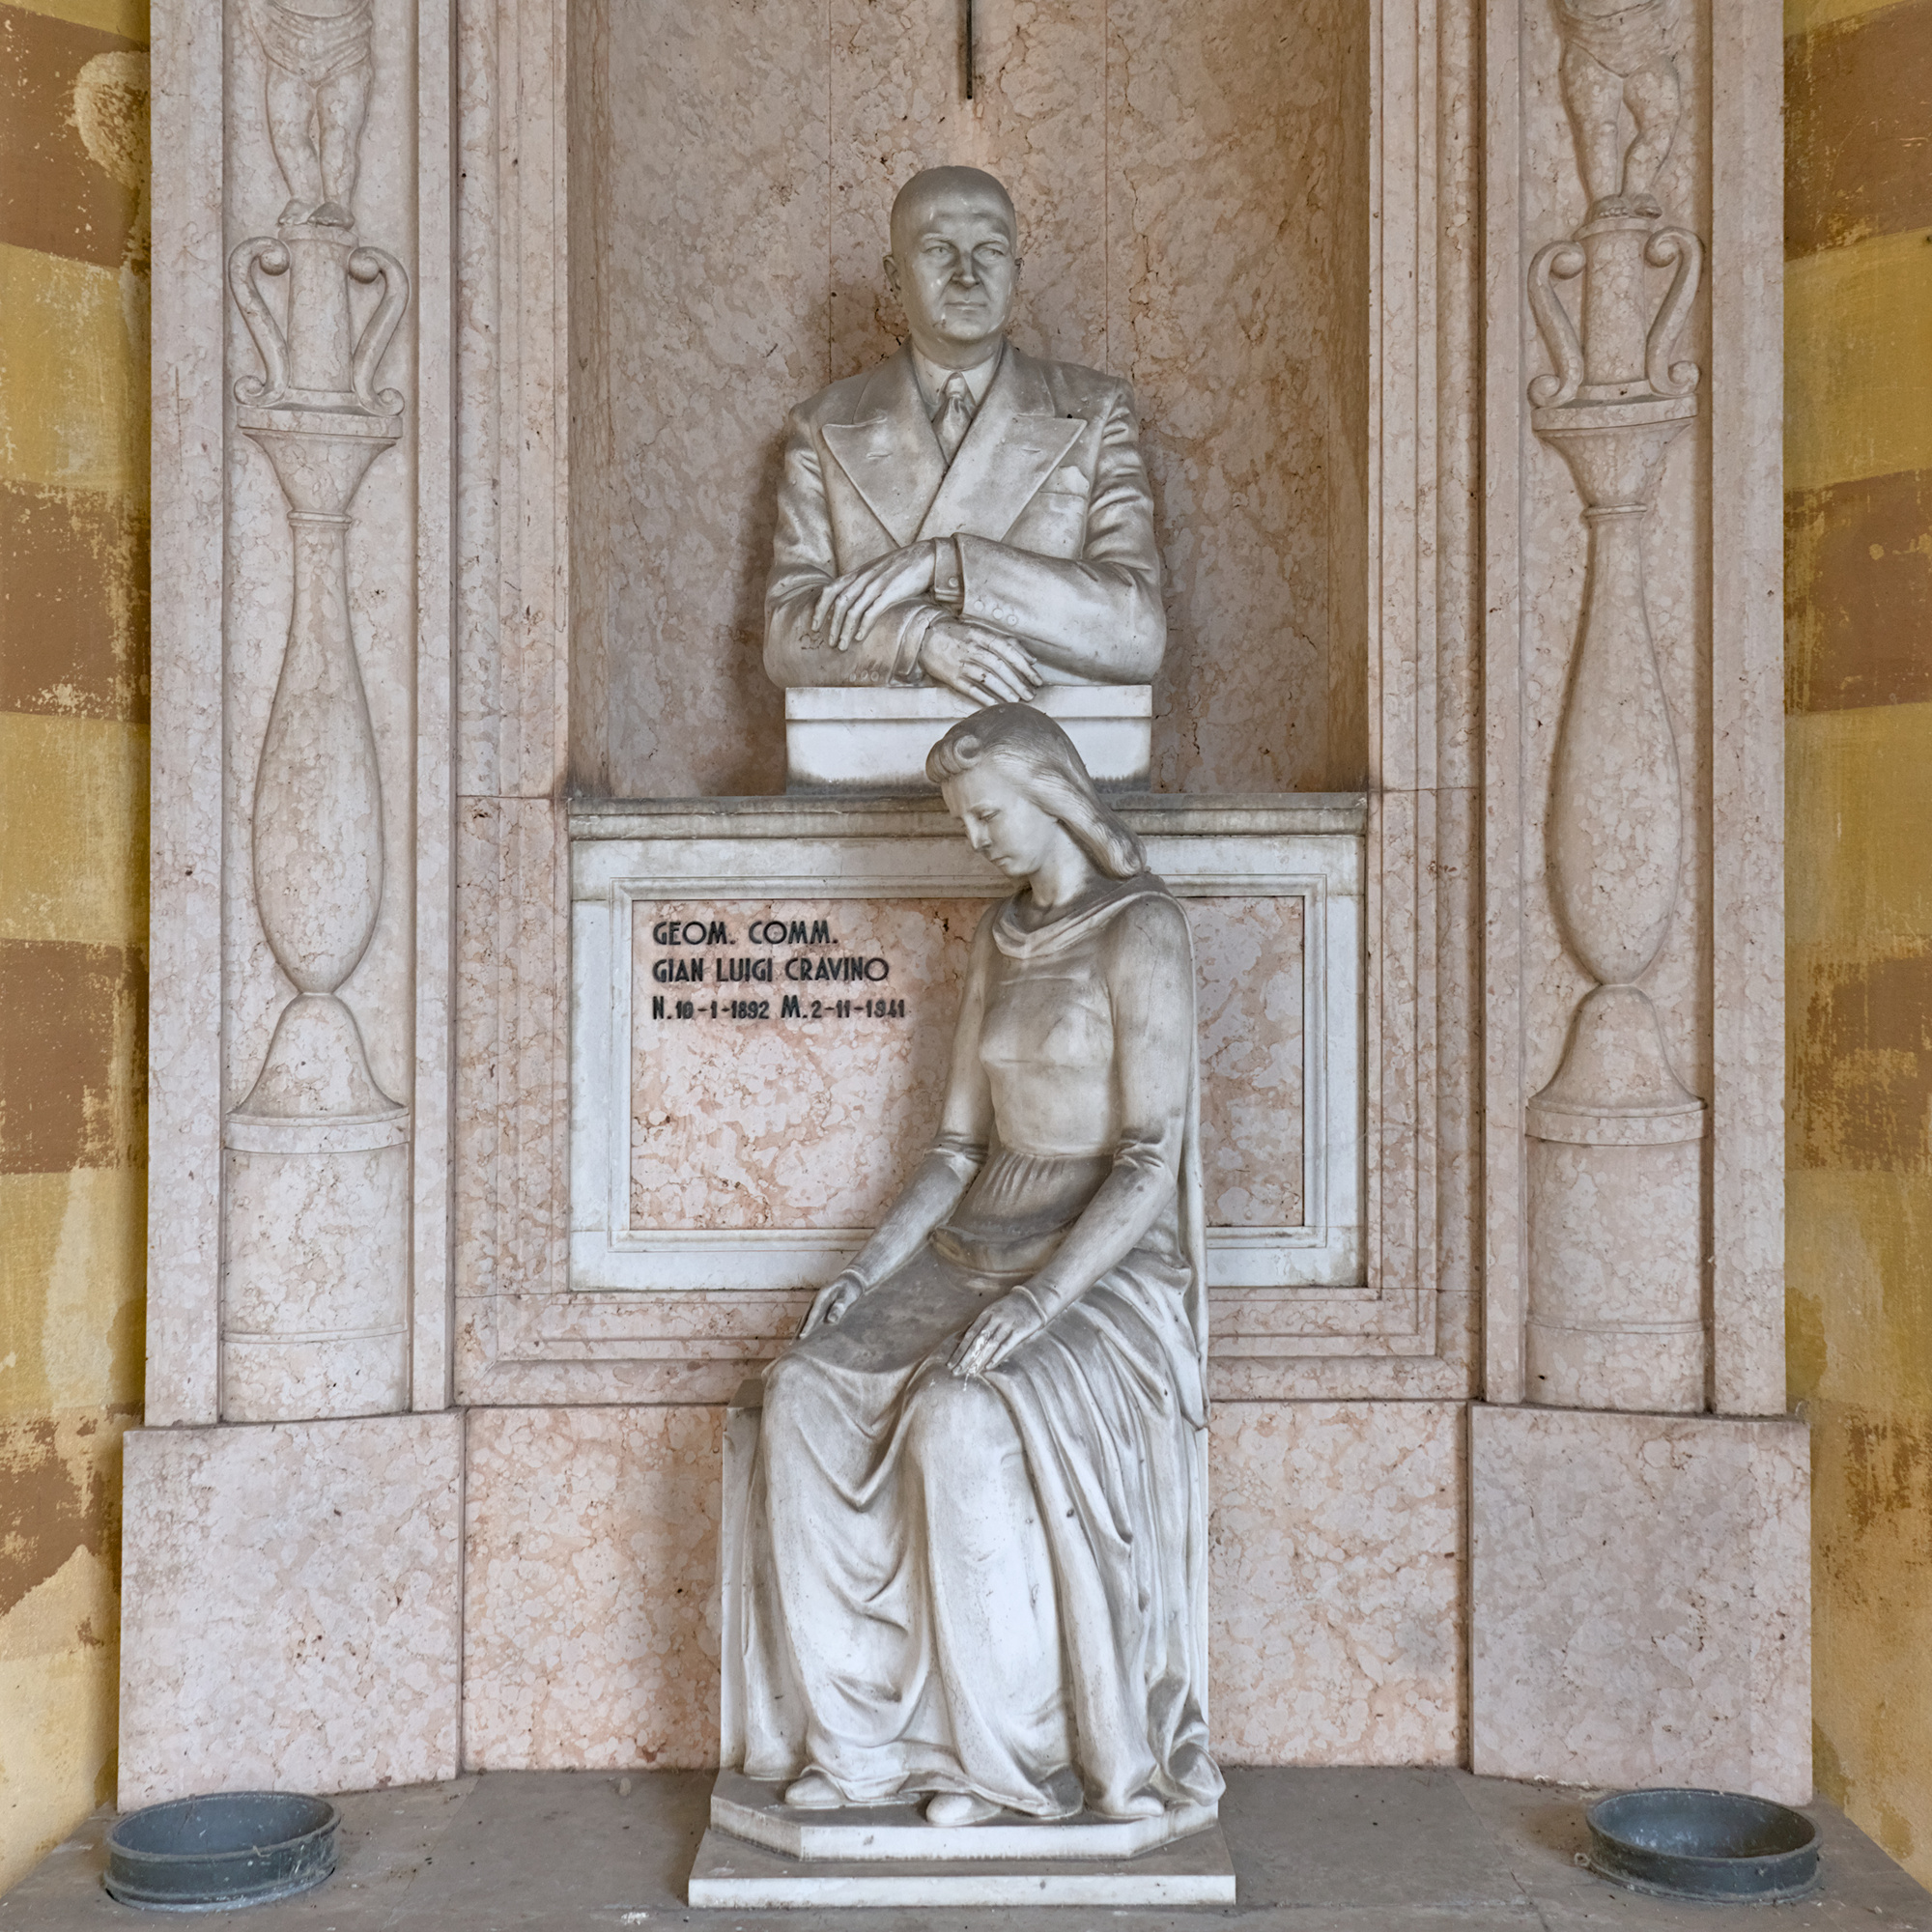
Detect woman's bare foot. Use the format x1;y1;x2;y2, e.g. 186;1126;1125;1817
923;1791;1003;1827
781;1771;844;1809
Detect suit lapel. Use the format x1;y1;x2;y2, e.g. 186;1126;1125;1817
820;350;947;549
916;346;1086;544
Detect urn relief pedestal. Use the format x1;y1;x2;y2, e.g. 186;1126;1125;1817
1469;35;1807;1801
1519;214;1707;1413
117;7;471;1807
220;219;412;1422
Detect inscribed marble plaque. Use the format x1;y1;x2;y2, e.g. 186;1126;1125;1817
630;895;1304;1236
632;898;980;1231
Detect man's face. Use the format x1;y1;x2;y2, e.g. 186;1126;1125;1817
885;186;1020;365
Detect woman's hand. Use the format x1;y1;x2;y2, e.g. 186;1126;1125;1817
949;1289;1048;1378
800;1269;867;1338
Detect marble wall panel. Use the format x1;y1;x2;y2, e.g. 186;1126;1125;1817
1431;783;1481;1381
453;795;569;1313
144;0;227;1430
1705;0;1789;1417
1193;896;1305;1227
578;0;1369;797
624;893;1307;1237
118;1414;464;1807
580;0;829;798
1470;1406;1810;1804
1209;1401;1463;1766
450;791;572;1412
462;1405;724;1770
459;1399;1463;1773
1108;0;1366;795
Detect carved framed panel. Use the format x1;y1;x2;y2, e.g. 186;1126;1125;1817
513;796;1409;1403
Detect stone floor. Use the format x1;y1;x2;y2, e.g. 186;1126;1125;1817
6;1768;1929;1930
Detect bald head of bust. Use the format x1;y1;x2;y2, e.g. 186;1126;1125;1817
889;166;1017;249
884;167;1023;373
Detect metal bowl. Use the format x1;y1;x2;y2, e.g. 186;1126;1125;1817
104;1791;340;1912
1585;1787;1819;1902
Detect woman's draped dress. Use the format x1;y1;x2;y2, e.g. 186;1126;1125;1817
736;874;1223;1820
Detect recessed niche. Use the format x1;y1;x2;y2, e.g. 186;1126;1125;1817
567;0;1371;799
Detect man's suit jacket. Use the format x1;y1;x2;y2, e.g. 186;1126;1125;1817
764;342;1166;688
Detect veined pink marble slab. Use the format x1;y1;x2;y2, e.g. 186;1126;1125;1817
1195;895;1306;1227
459;1397;1458;1773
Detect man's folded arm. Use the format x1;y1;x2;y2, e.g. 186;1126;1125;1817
763;415;932;686
951;389;1165;682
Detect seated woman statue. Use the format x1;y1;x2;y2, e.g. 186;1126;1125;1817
736;702;1222;1830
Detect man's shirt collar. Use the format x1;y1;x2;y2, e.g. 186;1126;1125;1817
911;339;1004;414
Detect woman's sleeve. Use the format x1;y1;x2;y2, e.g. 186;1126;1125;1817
933;908;998;1160
1103;895;1193;1182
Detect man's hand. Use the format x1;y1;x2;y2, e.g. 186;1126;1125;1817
949;1289;1047;1378
810;546;938;655
918;619;1041;706
799;1269;867;1338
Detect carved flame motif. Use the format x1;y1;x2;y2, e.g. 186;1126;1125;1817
1554;0;1682;222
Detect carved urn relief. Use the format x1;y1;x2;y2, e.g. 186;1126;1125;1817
1524;0;1706;1412
219;5;413;1421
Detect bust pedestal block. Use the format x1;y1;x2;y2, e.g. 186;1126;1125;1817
783;686;1153;794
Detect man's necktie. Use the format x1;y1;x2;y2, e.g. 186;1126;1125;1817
933;372;975;466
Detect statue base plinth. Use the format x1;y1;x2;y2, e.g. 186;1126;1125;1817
783;684;1152;794
690;1774;1234;1906
708;1769;1220;1861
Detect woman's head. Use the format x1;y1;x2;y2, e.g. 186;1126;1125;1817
926;703;1146;882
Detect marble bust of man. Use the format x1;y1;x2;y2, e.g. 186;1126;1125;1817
764;166;1165;706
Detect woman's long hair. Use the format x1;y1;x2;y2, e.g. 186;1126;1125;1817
925;703;1146;881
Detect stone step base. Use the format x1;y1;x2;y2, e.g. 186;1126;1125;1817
687;1821;1236;1908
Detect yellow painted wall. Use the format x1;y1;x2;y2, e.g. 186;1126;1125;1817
0;0;151;1891
1786;0;1932;1888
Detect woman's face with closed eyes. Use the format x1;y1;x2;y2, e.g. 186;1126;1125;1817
942;761;1057;880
